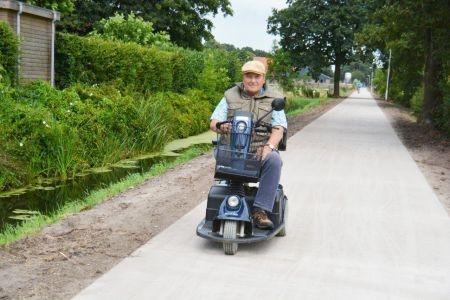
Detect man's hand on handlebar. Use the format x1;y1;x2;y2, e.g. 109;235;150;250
254;121;272;133
218;122;231;133
210;119;231;134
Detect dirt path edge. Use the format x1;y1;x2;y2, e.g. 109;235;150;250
376;99;450;214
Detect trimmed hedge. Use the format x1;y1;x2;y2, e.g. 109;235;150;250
56;33;242;97
56;34;175;93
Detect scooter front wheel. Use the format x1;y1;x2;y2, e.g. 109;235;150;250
223;220;238;255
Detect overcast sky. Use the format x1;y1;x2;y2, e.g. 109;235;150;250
209;0;288;52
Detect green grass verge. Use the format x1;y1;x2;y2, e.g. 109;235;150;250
0;145;210;246
286;96;329;116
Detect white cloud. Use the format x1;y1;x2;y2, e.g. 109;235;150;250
210;0;288;52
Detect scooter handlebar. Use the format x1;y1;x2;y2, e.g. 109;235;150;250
215;120;232;130
254;121;272;133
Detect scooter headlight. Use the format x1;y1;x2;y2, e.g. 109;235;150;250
236;121;247;133
227;196;240;208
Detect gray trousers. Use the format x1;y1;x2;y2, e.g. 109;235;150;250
253;150;282;212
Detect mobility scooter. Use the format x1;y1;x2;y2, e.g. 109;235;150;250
196;98;288;255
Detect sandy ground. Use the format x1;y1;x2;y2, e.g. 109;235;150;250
1;96;449;299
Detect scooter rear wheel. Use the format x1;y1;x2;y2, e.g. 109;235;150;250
223;220;238;255
276;196;288;237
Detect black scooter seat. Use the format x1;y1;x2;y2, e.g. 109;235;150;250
196;219;285;244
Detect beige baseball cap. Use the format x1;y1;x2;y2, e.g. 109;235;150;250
241;60;266;75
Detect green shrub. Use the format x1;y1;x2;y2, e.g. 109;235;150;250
151;90;212;138
373;69;386;97
24;0;74;15
0;80;214;191
56;33;244;97
197;50;231;104
0;21;19;85
90;13;172;47
300;86;319;98
267;49;297;91
1;82;82;177
410;86;423;116
1;31;255;191
326;90;333;98
65;83;172;165
374;68;409;105
170;48;205;93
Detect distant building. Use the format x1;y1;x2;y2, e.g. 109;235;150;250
298;67;310;77
318;74;331;84
0;0;60;85
344;72;352;84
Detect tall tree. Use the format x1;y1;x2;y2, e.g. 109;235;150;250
268;0;369;97
59;0;232;49
359;0;449;126
24;0;75;15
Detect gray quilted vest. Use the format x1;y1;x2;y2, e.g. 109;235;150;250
224;83;283;149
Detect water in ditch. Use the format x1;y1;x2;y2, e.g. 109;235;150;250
0;131;215;232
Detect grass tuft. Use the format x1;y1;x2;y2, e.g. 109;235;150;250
286;96;329;116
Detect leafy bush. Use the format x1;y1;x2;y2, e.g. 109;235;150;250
151;90;212;138
197;50;231;104
170;48;205;93
56;33;250;98
56;33;175;93
300;86;320;98
24;0;74;15
410;86;423;116
373;68;387;97
90;13;172;47
267;49;297;91
1;30;257;191
1;82;82;177
0;21;19;85
0;81;214;191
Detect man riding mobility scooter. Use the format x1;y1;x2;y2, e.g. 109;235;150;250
196;98;288;255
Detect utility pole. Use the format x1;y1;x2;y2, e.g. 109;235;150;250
385;49;392;101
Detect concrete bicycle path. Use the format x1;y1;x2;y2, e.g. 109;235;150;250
74;89;450;299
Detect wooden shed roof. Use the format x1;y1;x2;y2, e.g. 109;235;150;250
0;0;60;20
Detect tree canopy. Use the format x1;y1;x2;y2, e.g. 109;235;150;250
58;0;232;49
341;61;372;84
359;0;449;129
89;13;172;47
268;0;369;97
24;0;75;15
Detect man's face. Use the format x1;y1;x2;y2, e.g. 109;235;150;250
243;72;265;96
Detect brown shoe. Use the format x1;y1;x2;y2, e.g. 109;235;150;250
252;209;274;230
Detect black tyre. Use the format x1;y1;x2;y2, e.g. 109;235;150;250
277;196;288;237
223;220;238;255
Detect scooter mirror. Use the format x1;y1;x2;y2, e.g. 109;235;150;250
272;98;285;111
